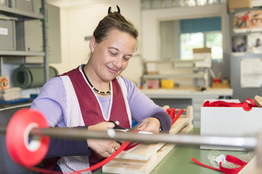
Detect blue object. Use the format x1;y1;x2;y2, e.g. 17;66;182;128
132;119;138;127
0;98;30;104
30;94;38;99
180;16;221;33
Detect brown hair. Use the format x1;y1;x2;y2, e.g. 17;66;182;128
93;11;138;43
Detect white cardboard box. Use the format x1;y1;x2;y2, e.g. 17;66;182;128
200;99;262;151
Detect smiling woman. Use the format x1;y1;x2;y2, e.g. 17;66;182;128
30;5;172;174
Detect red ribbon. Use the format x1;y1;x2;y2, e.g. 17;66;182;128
26;141;131;174
192;155;247;174
166;108;184;125
124;108;184;151
203;98;256;111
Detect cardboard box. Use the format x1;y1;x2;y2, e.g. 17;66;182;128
211;82;230;88
228;0;252;9
193;48;211;54
200;99;262;151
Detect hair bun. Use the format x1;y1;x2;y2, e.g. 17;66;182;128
108;5;120;14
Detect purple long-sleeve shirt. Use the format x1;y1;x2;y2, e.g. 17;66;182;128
30;75;171;158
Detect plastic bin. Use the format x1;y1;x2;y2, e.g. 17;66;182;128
0;16;16;50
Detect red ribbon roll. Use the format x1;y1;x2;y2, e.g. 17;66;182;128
6;108;50;167
203;98;256;111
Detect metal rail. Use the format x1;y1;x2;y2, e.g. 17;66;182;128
0;125;257;149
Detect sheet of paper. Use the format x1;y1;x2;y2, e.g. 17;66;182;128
241;58;262;88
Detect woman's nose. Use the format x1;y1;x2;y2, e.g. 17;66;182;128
113;56;122;68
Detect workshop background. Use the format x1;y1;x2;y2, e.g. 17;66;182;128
1;0;262;128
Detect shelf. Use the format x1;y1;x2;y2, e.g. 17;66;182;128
0;6;43;20
143;73;205;79
0;50;45;57
144;58;205;64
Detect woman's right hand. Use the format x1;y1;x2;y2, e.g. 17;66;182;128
87;122;120;157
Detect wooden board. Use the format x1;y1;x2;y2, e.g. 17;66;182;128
102;106;193;174
102;123;193;174
114;117;191;161
114;106;193;161
239;156;262;174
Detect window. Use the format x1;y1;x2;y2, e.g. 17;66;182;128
180;31;223;60
159;16;222;62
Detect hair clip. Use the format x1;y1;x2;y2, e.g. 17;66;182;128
108;5;121;14
116;5;120;14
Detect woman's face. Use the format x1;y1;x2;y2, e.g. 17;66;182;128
249;10;262;28
89;28;136;82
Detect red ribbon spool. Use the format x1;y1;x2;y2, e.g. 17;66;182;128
6;108;50;167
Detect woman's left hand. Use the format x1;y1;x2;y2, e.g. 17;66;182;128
137;117;161;134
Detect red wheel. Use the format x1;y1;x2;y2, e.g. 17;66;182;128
6;108;50;166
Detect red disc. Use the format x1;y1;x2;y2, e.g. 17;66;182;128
6;108;50;166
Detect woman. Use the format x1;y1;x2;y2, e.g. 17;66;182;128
31;6;172;173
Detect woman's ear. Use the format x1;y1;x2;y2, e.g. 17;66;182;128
89;36;96;52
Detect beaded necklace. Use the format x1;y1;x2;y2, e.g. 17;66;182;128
82;66;111;95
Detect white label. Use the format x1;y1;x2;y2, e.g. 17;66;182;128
0;27;8;35
215;154;226;164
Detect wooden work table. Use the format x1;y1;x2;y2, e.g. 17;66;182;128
140;88;233;128
94;128;249;174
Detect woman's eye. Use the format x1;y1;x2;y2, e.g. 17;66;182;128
123;56;131;61
252;18;262;23
110;51;117;56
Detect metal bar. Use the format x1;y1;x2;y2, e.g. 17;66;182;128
30;127;257;150
41;0;49;83
0;125;7;134
0;125;257;150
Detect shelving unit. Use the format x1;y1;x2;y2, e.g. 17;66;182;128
0;0;48;82
142;59;210;88
229;7;262;101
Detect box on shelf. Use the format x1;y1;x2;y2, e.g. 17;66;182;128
0;16;16;50
161;79;174;89
9;0;34;12
211;81;230;88
0;76;9;89
200;99;262;151
147;79;159;89
228;0;252;10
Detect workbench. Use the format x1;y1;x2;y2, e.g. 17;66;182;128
94;128;249;174
140;88;233;128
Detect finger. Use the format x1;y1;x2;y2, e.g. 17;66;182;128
137;120;148;131
113;143;120;151
107;122;115;129
108;148;115;155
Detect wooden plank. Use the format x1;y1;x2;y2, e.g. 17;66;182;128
102;106;193;173
102;123;193;174
238;156;262;174
114;106;193;161
114;117;191;161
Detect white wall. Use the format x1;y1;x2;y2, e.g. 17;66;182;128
48;0;142;85
141;4;230;72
